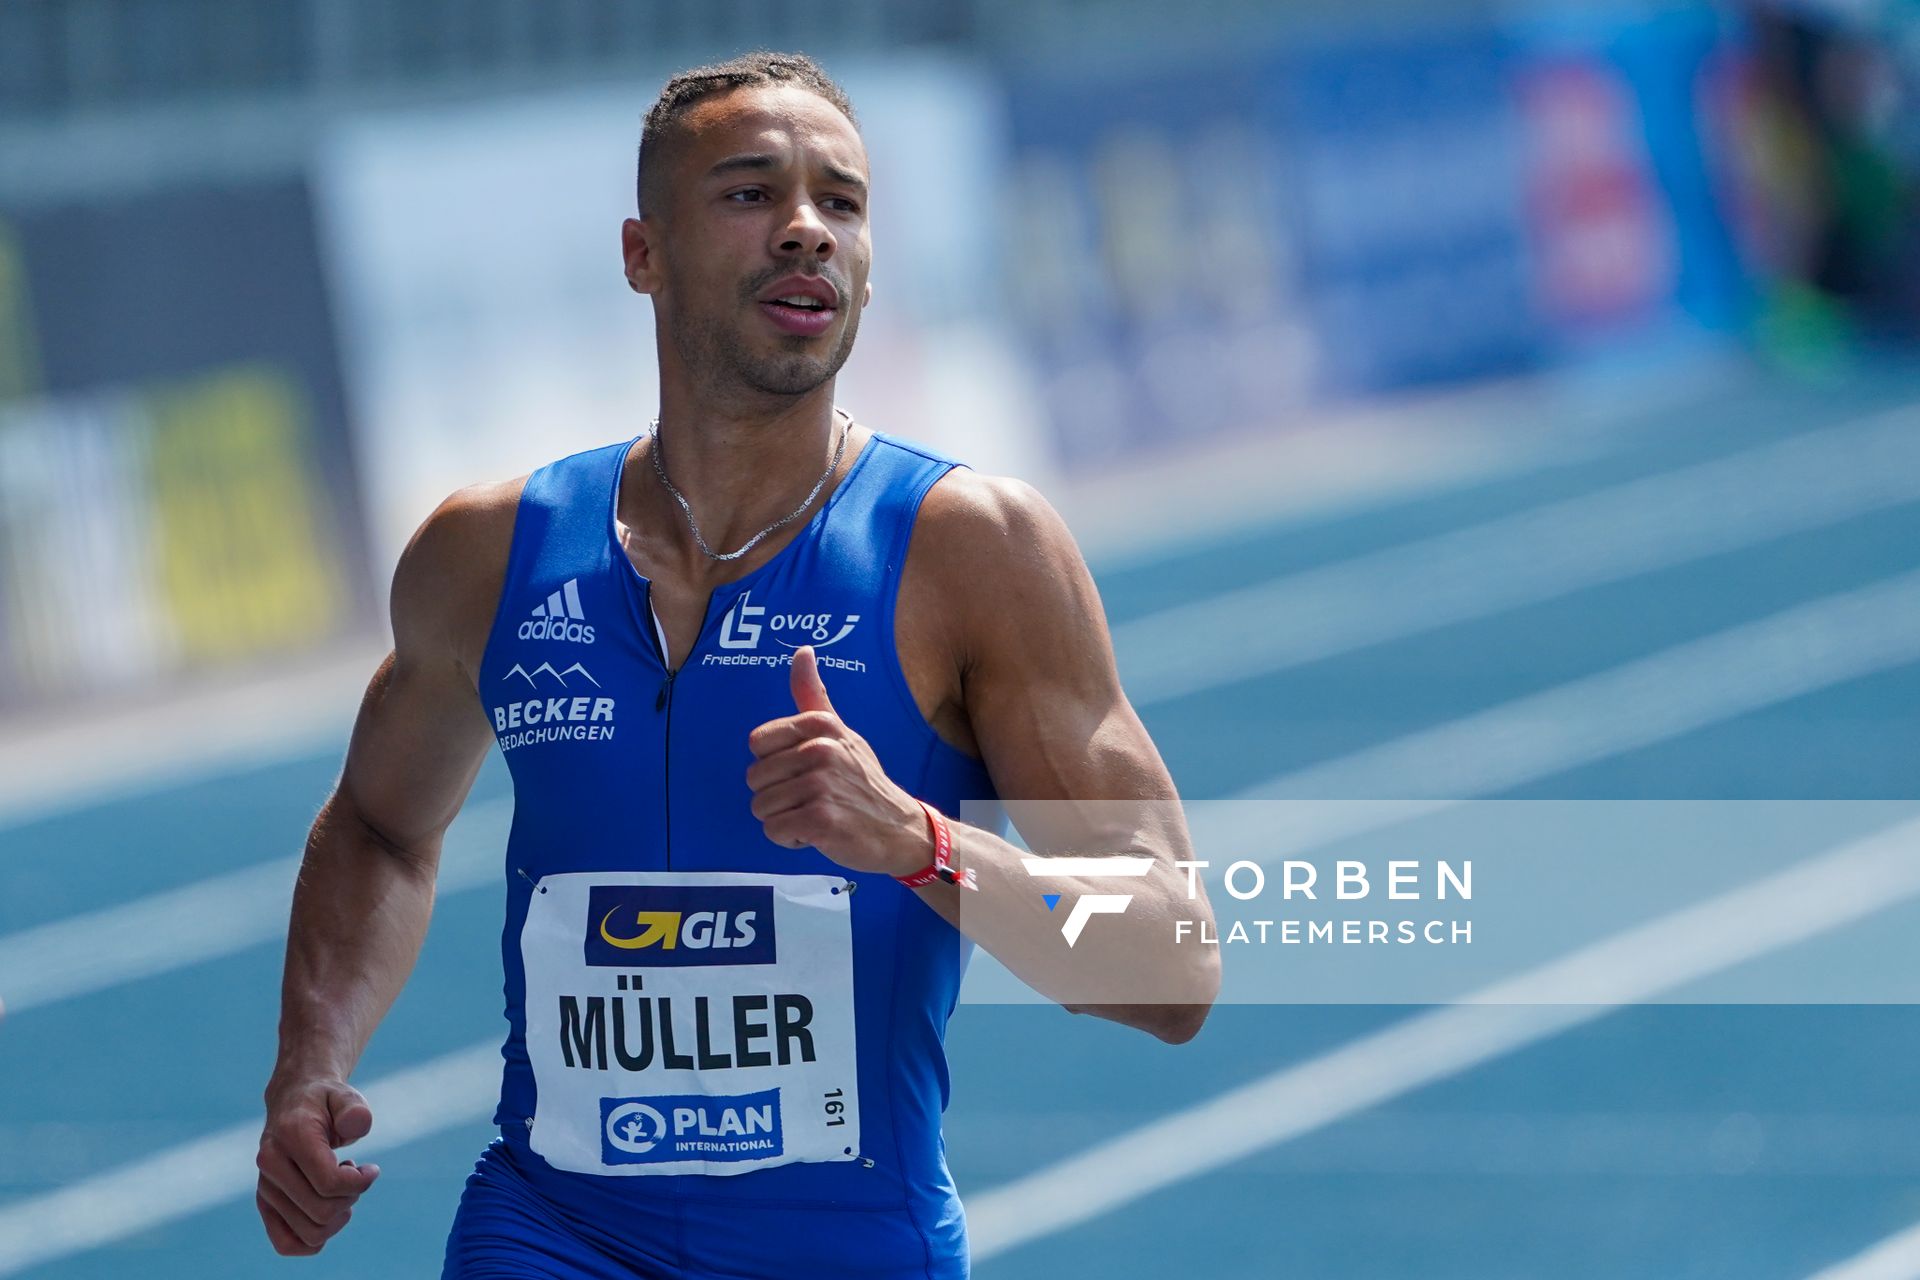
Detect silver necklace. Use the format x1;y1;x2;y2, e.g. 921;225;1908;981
647;410;850;562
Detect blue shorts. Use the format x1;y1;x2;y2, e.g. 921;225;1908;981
442;1139;677;1278
441;1140;968;1279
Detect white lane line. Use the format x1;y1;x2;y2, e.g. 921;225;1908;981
0;798;510;1017
1181;566;1920;870
11;412;1920;1017
0;641;386;832
966;813;1920;1261
0;1043;501;1279
961;568;1920;1259
5;568;1920;1274
1065;357;1750;572
1249;565;1920;801
1114;402;1920;705
1806;1222;1920;1280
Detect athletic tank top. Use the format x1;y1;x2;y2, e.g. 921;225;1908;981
475;429;999;1275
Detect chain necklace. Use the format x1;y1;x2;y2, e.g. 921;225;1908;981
647;409;850;562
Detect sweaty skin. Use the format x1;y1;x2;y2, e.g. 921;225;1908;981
258;81;1218;1258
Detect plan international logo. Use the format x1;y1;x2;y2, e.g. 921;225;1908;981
600;1090;783;1165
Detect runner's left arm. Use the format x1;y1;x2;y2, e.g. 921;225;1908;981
747;472;1220;1044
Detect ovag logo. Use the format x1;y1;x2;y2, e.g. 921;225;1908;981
718;590;860;650
584;885;776;967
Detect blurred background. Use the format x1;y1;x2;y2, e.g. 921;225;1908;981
3;0;1920;1276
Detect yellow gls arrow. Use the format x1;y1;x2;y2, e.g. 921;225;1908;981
600;908;680;950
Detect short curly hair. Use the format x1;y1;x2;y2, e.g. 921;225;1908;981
636;51;858;217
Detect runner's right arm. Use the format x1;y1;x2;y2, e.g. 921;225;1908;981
257;480;519;1257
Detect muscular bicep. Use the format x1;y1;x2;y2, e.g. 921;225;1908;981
334;480;518;864
946;478;1179;849
912;474;1216;1037
336;649;495;866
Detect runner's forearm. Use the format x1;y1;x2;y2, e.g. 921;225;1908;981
906;819;1219;1039
269;793;439;1093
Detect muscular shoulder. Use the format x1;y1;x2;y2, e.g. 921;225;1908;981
390;475;528;684
902;463;1160;802
906;467;1108;676
913;468;1075;577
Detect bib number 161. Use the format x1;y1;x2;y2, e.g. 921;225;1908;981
823;1088;847;1127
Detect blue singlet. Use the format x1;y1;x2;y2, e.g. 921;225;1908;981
442;429;998;1279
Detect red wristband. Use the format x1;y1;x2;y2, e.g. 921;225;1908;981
895;799;976;890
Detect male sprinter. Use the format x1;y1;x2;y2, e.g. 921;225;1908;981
258;52;1218;1278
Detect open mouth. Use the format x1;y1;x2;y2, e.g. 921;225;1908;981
767;294;833;313
759;291;839;336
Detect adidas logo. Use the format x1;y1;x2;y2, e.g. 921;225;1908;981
518;578;596;644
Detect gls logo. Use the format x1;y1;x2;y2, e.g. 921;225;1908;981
599;908;756;952
719;591;860;651
1022;856;1156;946
583;885;777;967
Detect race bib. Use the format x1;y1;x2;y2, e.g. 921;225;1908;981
521;871;860;1177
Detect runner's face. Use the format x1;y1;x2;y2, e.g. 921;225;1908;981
650;86;872;399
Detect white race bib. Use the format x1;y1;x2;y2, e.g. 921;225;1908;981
521;871;860;1176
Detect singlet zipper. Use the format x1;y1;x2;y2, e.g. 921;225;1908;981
639;583;677;870
650;584;719;872
659;665;677;869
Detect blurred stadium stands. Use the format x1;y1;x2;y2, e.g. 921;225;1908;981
2;0;1916;716
3;0;1915;718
